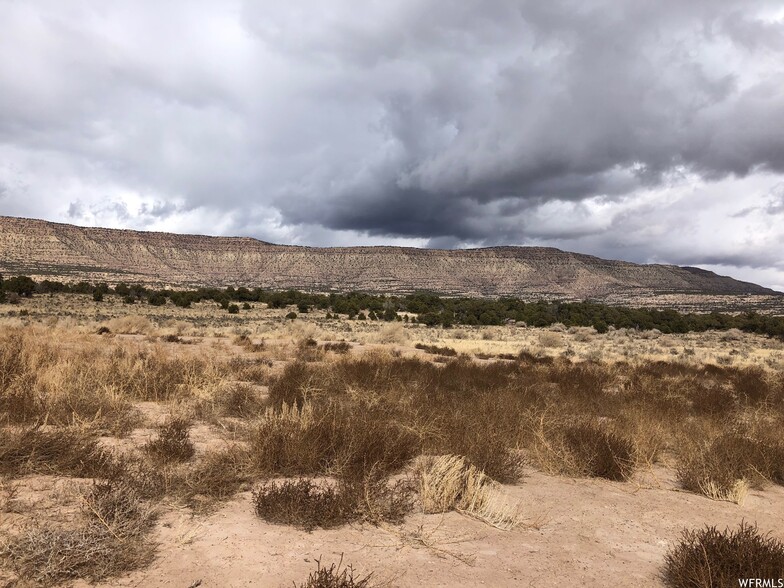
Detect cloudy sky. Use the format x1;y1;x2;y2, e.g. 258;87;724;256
1;1;784;290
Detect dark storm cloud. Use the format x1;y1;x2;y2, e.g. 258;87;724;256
248;0;784;241
1;1;784;287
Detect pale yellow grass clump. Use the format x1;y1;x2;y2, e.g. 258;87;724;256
373;322;409;345
107;315;155;335
698;478;750;506
262;398;315;428
413;455;524;531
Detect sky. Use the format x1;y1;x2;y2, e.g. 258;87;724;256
1;1;784;291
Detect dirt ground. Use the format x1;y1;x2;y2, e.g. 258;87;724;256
73;467;784;588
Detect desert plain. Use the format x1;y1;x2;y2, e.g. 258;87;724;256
1;293;783;587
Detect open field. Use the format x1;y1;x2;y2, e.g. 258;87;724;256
1;294;784;586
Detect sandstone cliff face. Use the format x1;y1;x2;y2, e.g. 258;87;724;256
0;215;777;299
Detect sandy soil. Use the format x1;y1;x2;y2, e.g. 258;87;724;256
81;467;784;588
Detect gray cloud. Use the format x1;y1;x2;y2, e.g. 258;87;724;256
1;1;784;288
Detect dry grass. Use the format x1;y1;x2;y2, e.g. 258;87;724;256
677;432;784;503
0;327;228;433
144;417;196;463
253;478;356;531
182;445;252;505
214;382;267;418
414;343;458;357
248;398;419;482
295;556;372;588
106;315;155;335
374;322;408;345
663;522;784;587
2;319;784;583
0;424;117;479
560;423;637;481
0;481;157;586
413;455;524;530
252;476;413;531
263;352;784;498
322;341;352;354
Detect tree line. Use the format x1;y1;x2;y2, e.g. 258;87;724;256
1;274;783;339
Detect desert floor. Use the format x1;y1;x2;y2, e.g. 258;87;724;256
1;295;783;587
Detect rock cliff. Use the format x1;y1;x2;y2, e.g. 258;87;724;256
0;216;777;300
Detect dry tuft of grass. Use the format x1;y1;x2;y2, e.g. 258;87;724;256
413;455;524;530
107;315;155;335
295;556;372;588
538;332;564;348
0;481;157;586
374;322;408;345
663;522;784;587
234;333;266;353
248;398;419;482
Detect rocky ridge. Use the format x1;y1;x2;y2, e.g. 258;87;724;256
0;216;779;302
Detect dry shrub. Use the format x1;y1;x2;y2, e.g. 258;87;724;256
183;446;252;506
347;475;415;525
296;556;372;588
0;481;157;585
720;328;745;342
144;417;195;463
298;338;326;362
375;322;408;345
569;327;597;342
268;361;316;407
107;315;154;335
0;425;117;479
688;382;737;416
561;423;637;481
517;350;555;365
730;367;773;405
234;334;265;353
415;343;457;357
253;478;362;531
538;332;563;348
677;433;784;502
525;410;638;481
285;321;325;347
248;400;419;481
226;356;272;384
663;522;784;587
253;477;413;531
216;382;266;418
249;400;325;475
434;421;523;484
322;341;351;354
413;455;523;530
331;410;421;484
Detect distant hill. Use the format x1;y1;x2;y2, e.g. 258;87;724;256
0;216;779;304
